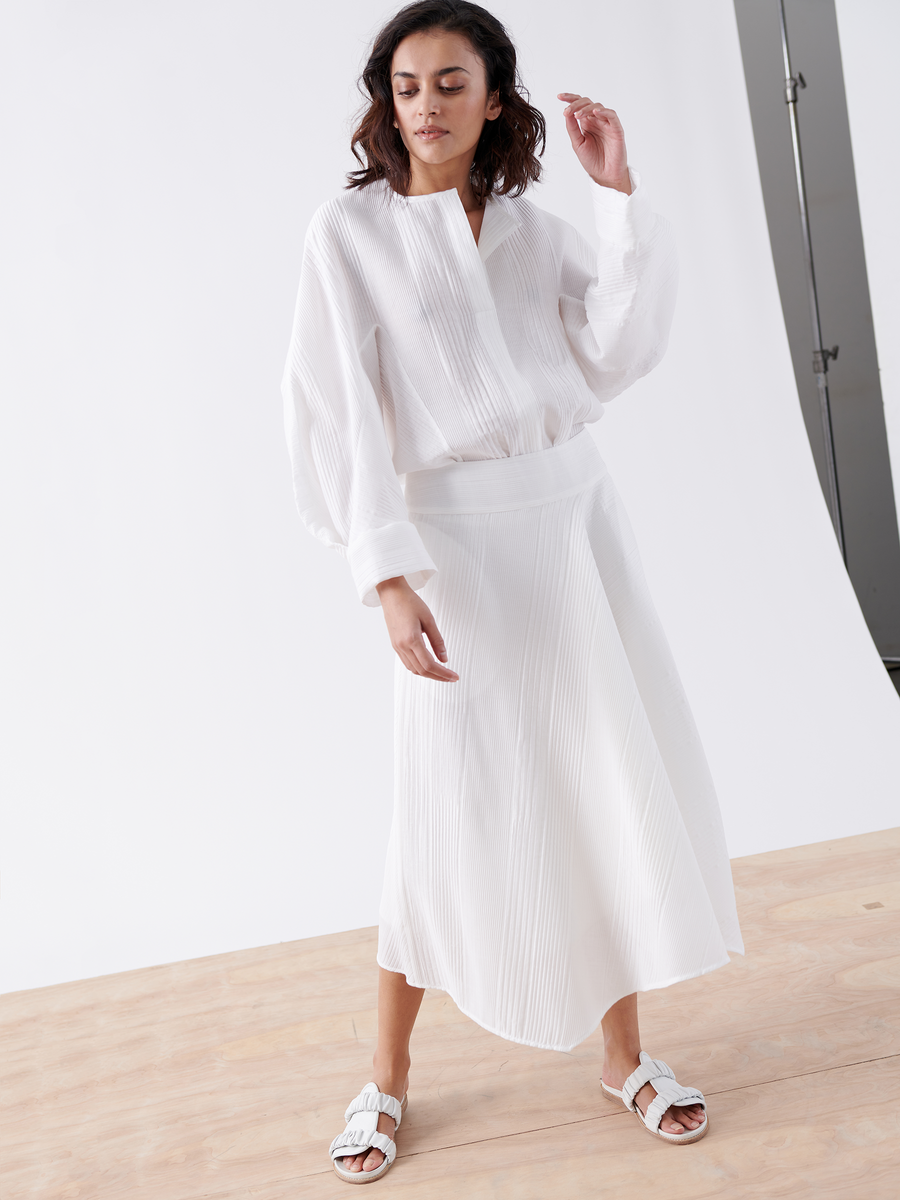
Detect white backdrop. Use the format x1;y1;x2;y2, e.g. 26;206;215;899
1;0;897;994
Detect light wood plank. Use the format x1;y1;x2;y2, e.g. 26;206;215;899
1;827;898;1200
293;1055;900;1200
768;879;900;920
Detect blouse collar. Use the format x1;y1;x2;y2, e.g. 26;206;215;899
476;194;522;263
393;183;522;263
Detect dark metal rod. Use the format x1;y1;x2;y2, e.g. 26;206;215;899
777;0;846;561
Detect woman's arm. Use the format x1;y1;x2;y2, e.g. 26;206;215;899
283;205;457;681
282;206;438;608
553;93;679;403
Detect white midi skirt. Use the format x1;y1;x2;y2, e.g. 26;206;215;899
377;429;743;1052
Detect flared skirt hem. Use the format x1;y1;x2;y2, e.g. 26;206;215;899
375;946;739;1054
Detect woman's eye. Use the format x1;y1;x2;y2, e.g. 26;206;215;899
396;86;464;97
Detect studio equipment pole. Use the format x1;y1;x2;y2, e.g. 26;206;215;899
777;0;846;560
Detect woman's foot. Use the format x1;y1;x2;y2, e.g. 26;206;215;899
339;1069;409;1175
602;1054;704;1135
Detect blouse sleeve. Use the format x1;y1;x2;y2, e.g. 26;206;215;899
557;167;679;403
281;205;438;608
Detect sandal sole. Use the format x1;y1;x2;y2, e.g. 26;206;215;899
332;1159;393;1184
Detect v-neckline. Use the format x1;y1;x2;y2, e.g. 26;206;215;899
466;204;486;248
471;194;520;263
400;185;522;263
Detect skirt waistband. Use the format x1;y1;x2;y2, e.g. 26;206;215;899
403;428;605;515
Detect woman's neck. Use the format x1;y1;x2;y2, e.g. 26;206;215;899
406;159;481;211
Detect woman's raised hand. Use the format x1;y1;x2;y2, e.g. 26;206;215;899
557;94;631;195
376;576;459;682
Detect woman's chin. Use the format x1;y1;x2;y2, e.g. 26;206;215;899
407;142;474;173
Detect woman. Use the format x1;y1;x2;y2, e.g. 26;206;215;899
282;0;743;1182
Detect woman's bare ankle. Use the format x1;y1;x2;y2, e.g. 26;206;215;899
601;1048;642;1089
372;1053;410;1100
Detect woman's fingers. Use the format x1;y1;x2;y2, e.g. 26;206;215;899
571;106;620;132
393;627;458;681
394;644;419;677
559;94;613;151
562;109;588;151
420;611;448;663
408;632;458;681
558;92;600;113
558;93;621;128
586;108;623;136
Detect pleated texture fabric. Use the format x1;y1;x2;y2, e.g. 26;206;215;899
281;169;677;606
378;431;743;1052
282;169;743;1052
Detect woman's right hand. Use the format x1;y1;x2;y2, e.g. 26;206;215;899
375;576;459;682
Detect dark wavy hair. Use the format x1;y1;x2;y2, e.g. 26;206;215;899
346;0;546;203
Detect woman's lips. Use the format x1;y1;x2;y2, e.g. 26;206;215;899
417;128;448;140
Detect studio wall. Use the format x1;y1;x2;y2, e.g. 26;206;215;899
1;0;897;994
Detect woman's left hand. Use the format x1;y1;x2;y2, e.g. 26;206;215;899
557;94;632;194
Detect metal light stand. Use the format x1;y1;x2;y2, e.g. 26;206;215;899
777;0;846;561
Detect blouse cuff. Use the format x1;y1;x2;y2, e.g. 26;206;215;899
589;167;653;247
347;521;438;608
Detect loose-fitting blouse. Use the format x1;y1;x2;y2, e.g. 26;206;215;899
281;170;678;606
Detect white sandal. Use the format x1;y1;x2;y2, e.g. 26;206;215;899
329;1082;408;1183
601;1051;709;1144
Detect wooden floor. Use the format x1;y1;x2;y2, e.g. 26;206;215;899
4;828;900;1199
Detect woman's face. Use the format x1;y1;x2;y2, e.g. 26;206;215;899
390;29;501;177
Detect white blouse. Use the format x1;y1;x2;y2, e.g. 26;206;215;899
282;169;678;606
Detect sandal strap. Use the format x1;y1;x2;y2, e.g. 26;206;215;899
344;1084;404;1128
330;1082;404;1165
330;1127;396;1164
621;1052;676;1111
642;1078;706;1134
